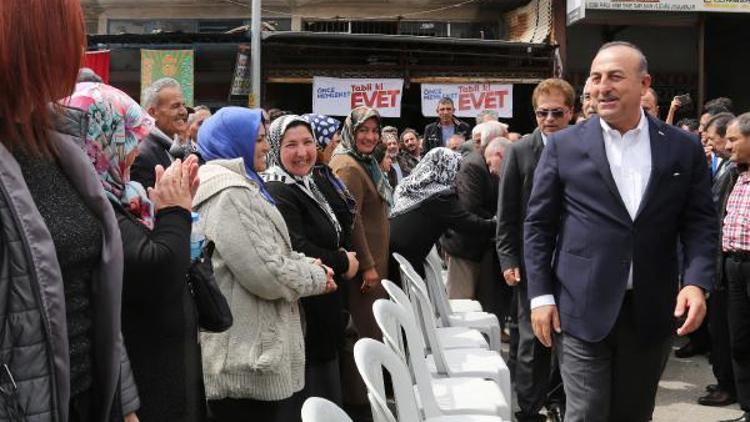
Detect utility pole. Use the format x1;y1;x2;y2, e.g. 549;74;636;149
250;0;261;108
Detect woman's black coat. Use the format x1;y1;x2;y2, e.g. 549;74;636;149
116;205;206;422
266;171;352;363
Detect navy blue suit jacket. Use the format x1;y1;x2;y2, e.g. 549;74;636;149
523;115;717;343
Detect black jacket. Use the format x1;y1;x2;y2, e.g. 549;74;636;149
0;107;139;422
442;150;499;261
423;118;471;154
117;205;206;422
266;171;351;363
131;129;173;189
389;190;495;279
714;162;740;289
496;129;544;273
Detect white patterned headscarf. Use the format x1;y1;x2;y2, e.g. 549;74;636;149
390;147;462;217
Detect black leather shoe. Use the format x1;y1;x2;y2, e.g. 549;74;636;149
697;389;736;406
719;412;750;422
547;403;564;422
706;383;720;392
674;341;709;358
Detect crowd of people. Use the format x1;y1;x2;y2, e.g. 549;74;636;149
5;1;750;422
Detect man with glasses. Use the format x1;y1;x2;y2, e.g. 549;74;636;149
496;78;574;422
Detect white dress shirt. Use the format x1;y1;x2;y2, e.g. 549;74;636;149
530;111;652;310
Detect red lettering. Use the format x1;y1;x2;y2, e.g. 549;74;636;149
458;93;472;110
351;91;365;108
471;93;485;110
484;92;497;109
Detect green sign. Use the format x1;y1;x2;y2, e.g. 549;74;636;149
140;49;194;107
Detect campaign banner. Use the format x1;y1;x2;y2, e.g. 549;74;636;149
586;0;750;13
229;44;251;97
421;83;513;119
313;77;404;118
140;49;194;107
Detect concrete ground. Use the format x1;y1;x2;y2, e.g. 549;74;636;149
504;336;744;421
653;337;742;422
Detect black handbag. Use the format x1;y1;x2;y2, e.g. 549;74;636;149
187;241;233;332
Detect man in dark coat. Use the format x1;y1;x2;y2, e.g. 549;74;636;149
496;77;575;422
131;77;190;189
443;136;509;318
525;42;715;422
699;112;738;407
423;97;471;154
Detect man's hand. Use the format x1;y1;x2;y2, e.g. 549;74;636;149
531;304;561;348
675;285;707;336
503;267;521;286
124;412;139;422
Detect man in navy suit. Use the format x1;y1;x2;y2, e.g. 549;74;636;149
524;41;717;421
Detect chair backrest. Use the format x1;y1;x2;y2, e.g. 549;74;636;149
301;397;353;422
390;273;452;375
423;249;455;326
354;338;425;422
371;300;443;418
392;254;433;335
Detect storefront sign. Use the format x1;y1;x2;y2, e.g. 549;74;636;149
312;77;404;118
421;83;514;118
140;49;194;106
586;0;750;13
568;0;587;24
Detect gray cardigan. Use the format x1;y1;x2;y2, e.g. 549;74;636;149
0;107;139;421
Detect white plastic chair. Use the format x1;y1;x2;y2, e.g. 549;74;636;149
395;253;502;352
354;337;508;422
371;299;511;420
382;277;489;352
301;397;353;422
382;280;511;406
425;247;483;313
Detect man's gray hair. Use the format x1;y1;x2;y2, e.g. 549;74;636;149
476;110;499;125
598;41;649;74
187;105;211;125
77;67;103;83
486;136;512;151
142;77;182;110
732;112;750;138
472;123;485;137
381;125;399;137
480;120;509;148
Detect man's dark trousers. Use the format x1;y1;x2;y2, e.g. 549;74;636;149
726;255;750;411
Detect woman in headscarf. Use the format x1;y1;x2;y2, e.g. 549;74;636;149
389;147;496;280
302;113;357;254
263;115;358;415
328;106;392;411
193;107;336;422
68;80;207;422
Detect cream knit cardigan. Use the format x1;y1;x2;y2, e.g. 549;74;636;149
193;158;328;401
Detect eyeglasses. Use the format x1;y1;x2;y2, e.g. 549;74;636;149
535;109;567;119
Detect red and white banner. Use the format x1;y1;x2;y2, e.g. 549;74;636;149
313;77;404;118
84;50;111;84
421;83;513;118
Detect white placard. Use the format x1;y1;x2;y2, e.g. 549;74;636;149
586;0;750;13
421;83;513;119
312;77;404;118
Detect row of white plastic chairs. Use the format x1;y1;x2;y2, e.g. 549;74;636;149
301;250;511;422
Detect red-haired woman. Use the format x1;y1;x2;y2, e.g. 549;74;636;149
0;1;139;421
